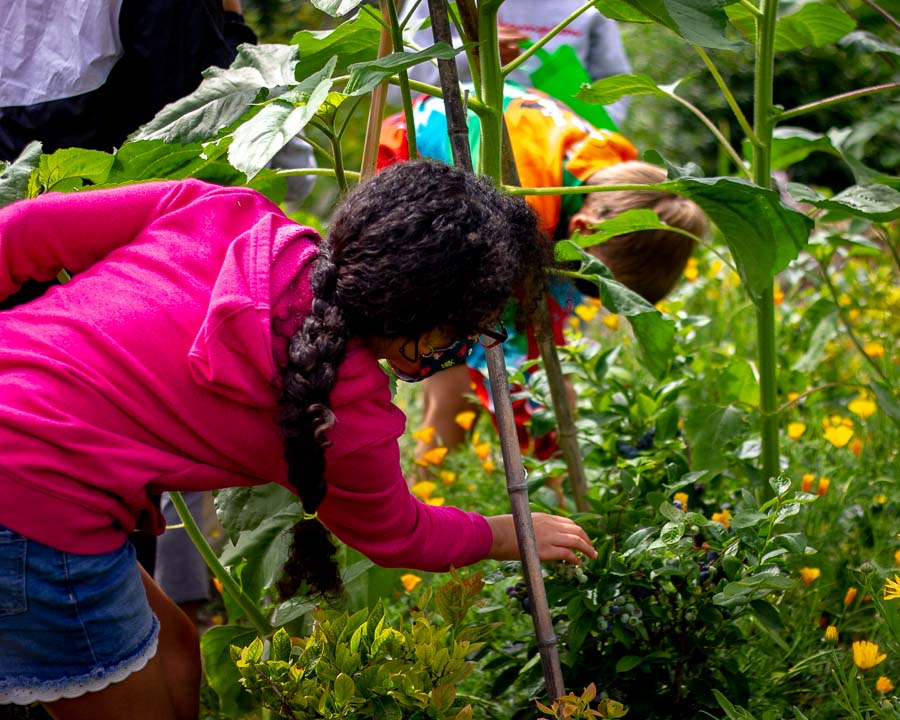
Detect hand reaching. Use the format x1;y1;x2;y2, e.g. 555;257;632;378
486;513;597;564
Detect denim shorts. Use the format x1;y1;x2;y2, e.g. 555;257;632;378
0;525;160;705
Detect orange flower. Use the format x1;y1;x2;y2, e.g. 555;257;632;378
473;442;491;461
849;437;863;457
853;640;887;670
412;426;436;444
799;567;821;585
876;676;895;694
787;392;801;403
454;411;476;431
816;477;830;496
712;508;732;527
801;473;815;493
825;625;839;643
787;422;806;440
773;283;785;305
895;548;900;567
401;573;422;592
213;577;224;595
439;471;457;486
863;342;885;359
482;459;495;473
674;492;689;511
844;587;858;605
421;446;448;465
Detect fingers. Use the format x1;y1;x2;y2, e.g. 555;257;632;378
532;513;597;563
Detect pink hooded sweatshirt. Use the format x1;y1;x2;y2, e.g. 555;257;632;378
0;179;492;571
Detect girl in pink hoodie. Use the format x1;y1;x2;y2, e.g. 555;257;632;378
0;160;595;718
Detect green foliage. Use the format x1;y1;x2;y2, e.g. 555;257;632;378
228;574;490;719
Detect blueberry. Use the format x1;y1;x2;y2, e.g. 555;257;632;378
611;604;621;614
636;428;655;450
617;440;639;459
699;570;710;582
706;551;718;563
673;500;683;510
522;597;531;613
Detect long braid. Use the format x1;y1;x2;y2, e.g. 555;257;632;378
278;247;348;599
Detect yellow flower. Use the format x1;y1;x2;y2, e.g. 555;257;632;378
848;309;859;321
712;508;732;527
421;446;448;465
816;477;830;496
837;293;852;307
213;577;224;595
425;497;445;506
473;442;491;461
849;437;863;457
674;492;689;511
873;494;887;505
773;283;785;305
895;549;900;567
801;473;815;493
412;426;436;444
842;417;854;428
439;470;457;486
727;271;741;286
401;573;422;592
574;303;598;322
787;392;801;403
602;314;620;331
411;480;437;500
824;425;854;449
684;258;699;282
853;640;887;671
876;676;895;694
707;259;724;277
884;575;900;601
863;342;885;358
848;396;877;419
787;422;806;440
454;411;476;431
482;459;495;473
799;567;821;585
844;587;858;605
825;625;839;643
655;299;671;314
568;316;581;331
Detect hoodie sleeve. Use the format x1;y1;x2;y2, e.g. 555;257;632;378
0;179;219;300
317;346;494;571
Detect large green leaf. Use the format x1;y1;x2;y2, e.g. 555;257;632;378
838;30;900;58
200;625;259;717
345;44;463;96
228;57;337;180
31;148;114;193
556;240;676;378
0;141;41;208
134;44;299;144
215;484;300;542
576;73;665;106
311;0;364;17
572;208;679;248
653;173;813;304
774;4;855;52
742;127;840;172
292;9;383;79
595;0;743;50
106;140;210;182
684;404;746;474
787;183;900;222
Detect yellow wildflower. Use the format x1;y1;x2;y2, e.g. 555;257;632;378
411;480;436;500
425;497;445;506
773;283;784;305
837;293;852;307
684;258;699;282
824;425;854;449
863;342;885;358
727;271;741;286
655;299;671;314
873;494;887;505
787;392;800;403
412;426;436;444
473;442;491;461
466;483;476;493
787;422;806;440
707;259;724;277
799;567;821;585
844;587;858;605
705;288;721;301
848;396;877;419
712;508;732;527
884;575;900;601
801;473;815;493
848;309;859;321
816;477;830;496
825;625;839;643
439;471;456;486
421;446;448;465
482;459;495;473
401;573;422;592
454;411;476;431
876;676;895;694
568;316;581;331
853;640;887;671
842;416;854;428
574;303;598;322
602;314;620;331
674;492;689;511
849;437;863;457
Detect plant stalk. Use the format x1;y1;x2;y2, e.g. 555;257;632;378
358;0;397;181
386;0;417;160
168;491;274;637
778;82;900;121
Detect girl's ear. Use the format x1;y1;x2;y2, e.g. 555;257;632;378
568;212;593;238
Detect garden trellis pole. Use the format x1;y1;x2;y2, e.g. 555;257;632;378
426;0;566;701
358;0;397;181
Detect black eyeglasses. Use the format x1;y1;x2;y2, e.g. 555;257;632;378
398;322;508;363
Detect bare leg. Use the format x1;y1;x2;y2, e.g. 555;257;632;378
45;568;200;720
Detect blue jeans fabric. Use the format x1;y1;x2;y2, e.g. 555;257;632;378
0;525;159;705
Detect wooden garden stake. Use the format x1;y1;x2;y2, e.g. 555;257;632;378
426;0;566;702
358;0;397;181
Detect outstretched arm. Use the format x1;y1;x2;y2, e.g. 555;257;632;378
486;513;597;564
0;180;211;301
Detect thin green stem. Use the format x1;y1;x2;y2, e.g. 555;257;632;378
505;182;680;196
328;130;348;194
860;0;900;32
168;491;274;637
336;95;367;141
740;0;764;16
814;254;892;386
694;46;759;146
386;0;417;160
502;0;594;77
669;93;750;178
776;382;863;415
779;82;900;121
268;167;361;182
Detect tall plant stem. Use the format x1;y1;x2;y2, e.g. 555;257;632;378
477;3;503;181
693;46;759;147
502;0;594;77
359;0;396;181
386;0;417;160
751;0;781;493
168;491;274;637
778;82;900;121
669;93;750;178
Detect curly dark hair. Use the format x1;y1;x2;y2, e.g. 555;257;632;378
278;160;549;599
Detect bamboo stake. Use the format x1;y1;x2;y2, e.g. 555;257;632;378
427;0;566;701
358;0;397;182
